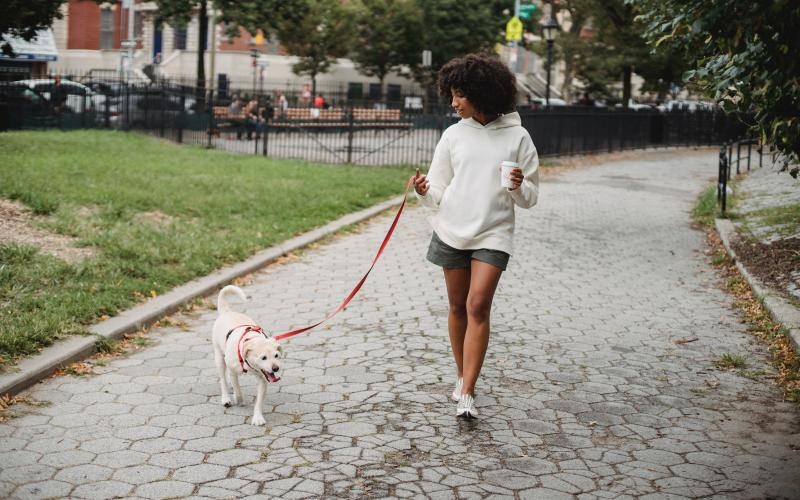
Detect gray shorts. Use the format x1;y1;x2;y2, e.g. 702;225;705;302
426;232;509;271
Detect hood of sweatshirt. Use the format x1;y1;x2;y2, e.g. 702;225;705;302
461;111;521;129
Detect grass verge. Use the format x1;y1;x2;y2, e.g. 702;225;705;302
0;130;411;368
705;230;800;402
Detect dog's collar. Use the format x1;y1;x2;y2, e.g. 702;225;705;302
226;325;271;373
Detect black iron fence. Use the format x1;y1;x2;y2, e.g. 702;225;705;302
1;75;749;166
718;138;764;215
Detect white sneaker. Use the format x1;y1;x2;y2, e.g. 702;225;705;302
456;393;477;419
451;378;463;402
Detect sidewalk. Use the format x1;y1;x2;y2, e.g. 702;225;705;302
2;149;798;499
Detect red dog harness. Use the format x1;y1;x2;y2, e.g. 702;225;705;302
226;325;270;373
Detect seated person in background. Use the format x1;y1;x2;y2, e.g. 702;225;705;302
228;97;245;139
245;97;264;140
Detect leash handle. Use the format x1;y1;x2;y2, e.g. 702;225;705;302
274;178;414;342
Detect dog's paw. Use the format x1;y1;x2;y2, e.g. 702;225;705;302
251;413;266;426
221;396;232;407
232;393;242;405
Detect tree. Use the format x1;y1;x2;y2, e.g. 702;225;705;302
350;0;423;102
152;0;210;102
274;0;353;98
151;0;298;102
0;0;64;57
547;0;593;103
412;0;500;91
635;0;800;176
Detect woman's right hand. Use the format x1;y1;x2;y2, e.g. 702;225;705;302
412;167;429;196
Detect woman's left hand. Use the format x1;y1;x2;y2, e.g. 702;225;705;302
508;167;523;191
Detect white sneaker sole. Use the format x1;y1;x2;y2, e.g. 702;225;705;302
456;409;477;419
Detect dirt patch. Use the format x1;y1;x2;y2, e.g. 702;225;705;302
133;210;175;227
731;235;800;302
0;199;96;263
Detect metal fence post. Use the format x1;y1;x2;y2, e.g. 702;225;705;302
719;146;728;214
177;95;185;144
207;91;214;149
81;94;86;128
263;118;269;156
347;107;355;164
160;87;166;138
104;93;110;129
747;139;752;171
736;140;741;175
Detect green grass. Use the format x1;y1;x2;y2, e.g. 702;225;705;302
748;203;800;236
692;186;720;227
0;130;411;368
715;353;748;370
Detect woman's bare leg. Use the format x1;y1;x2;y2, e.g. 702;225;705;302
461;260;503;396
443;267;471;377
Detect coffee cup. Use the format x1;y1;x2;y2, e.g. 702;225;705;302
500;160;517;188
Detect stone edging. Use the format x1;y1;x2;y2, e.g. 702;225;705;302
715;218;800;352
0;194;408;397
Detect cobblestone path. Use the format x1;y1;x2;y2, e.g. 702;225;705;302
2;149;799;499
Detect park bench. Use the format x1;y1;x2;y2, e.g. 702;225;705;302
212;105;246;130
270;107;411;130
351;108;411;129
272;107;347;128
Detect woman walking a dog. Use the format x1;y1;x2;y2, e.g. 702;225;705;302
412;53;539;418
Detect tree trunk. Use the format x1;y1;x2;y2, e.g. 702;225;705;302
622;64;632;108
196;0;207;108
311;71;317;102
561;56;574;103
379;73;386;105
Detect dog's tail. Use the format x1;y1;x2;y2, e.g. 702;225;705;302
217;285;247;314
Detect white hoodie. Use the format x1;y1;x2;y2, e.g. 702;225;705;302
416;111;539;255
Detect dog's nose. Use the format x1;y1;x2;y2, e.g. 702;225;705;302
272;365;280;372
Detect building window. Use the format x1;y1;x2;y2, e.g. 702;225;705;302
368;83;381;100
173;26;187;50
347;82;363;100
387;84;401;102
100;9;114;49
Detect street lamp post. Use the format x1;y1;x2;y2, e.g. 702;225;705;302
542;16;559;109
250;47;258;98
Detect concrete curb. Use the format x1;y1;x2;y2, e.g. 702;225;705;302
0;194;408;397
715;218;800;352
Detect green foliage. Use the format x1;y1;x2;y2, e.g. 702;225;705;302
412;0;500;84
276;0;353;87
0;0;65;57
350;0;424;96
543;0;690;105
635;0;800;175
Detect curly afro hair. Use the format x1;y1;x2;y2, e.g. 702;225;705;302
437;53;517;118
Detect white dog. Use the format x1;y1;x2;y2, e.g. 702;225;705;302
212;285;284;426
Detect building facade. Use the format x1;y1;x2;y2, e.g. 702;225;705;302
47;0;418;100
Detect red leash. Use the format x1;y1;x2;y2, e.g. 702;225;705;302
274;178;413;342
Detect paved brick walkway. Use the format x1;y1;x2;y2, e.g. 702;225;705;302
2;149;799;499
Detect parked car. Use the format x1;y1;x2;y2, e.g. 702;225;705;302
528;97;568;109
7;79;103;113
614;100;656;111
660;100;715;112
123;90;198;129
